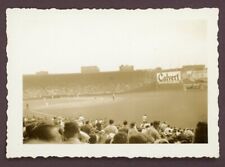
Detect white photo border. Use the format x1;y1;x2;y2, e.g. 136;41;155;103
6;8;219;158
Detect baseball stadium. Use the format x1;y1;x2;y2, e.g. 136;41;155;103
23;64;207;129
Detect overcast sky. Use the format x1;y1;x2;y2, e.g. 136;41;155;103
7;9;210;74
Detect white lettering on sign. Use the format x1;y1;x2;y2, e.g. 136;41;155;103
157;71;181;84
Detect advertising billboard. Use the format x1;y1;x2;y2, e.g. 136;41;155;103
157;71;181;84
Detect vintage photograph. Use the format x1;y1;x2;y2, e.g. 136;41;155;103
6;8;219;158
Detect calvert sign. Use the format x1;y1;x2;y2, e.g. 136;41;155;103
157;71;181;84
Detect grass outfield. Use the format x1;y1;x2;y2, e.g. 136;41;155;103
24;89;207;129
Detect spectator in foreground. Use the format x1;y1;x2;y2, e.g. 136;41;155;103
119;120;129;134
154;138;169;144
95;120;102;132
24;124;62;144
128;122;139;139
142;121;161;143
23;123;36;142
183;128;194;143
97;130;108;144
63;122;82;144
129;133;148;144
79;130;90;143
104;119;118;135
112;132;128;144
81;120;92;135
140;115;148;129
89;134;98;144
194;122;208;143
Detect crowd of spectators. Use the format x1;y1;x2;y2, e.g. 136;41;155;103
23;71;155;100
23;82;146;100
23;115;208;144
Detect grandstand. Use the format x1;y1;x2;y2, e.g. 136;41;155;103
23;70;155;100
23;65;207;100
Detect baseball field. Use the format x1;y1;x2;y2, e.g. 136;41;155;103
24;89;207;129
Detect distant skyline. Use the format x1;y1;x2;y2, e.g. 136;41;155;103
7;9;211;74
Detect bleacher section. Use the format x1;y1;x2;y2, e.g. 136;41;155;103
23;71;156;100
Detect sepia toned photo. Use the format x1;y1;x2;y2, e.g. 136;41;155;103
6;8;219;158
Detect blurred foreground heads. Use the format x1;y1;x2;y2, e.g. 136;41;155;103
24;124;62;144
23;115;208;144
